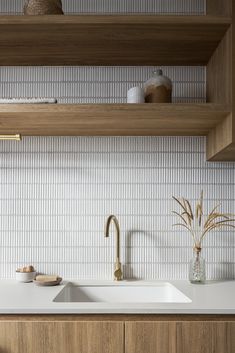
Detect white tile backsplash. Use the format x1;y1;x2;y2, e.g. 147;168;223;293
0;137;234;280
0;66;206;104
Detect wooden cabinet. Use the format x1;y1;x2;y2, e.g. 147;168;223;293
125;320;235;353
0;316;234;353
0;320;124;353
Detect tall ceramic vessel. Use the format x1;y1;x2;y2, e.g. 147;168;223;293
24;0;64;15
144;69;172;103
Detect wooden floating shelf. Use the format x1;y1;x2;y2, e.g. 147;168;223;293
0;104;229;136
0;15;230;66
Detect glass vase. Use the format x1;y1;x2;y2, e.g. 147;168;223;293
189;246;206;284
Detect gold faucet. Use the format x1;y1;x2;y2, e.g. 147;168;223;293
105;215;123;281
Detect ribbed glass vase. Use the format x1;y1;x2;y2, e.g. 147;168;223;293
189;246;206;284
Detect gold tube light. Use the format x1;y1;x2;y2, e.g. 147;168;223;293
0;134;21;141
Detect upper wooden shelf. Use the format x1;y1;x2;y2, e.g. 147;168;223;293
0;15;230;66
0;103;229;136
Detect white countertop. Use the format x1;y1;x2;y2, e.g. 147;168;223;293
0;279;234;315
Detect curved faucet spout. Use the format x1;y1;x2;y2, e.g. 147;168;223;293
105;215;123;281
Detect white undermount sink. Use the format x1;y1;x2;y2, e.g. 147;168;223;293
53;282;191;304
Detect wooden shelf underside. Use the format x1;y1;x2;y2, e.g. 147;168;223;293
0;15;230;66
0;104;229;136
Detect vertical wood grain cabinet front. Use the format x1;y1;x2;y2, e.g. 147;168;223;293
176;321;235;353
125;321;235;353
0;321;124;353
125;321;176;353
0;318;234;353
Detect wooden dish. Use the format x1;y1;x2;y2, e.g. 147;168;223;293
33;277;62;286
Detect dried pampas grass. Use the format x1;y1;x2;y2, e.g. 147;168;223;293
172;191;235;247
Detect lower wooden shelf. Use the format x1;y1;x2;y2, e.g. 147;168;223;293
0;103;229;137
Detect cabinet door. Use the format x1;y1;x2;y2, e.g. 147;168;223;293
125;321;177;353
0;321;124;353
125;321;235;353
176;321;235;353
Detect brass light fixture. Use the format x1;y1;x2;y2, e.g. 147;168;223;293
0;134;21;141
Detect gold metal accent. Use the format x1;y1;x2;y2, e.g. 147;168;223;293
0;134;21;141
105;215;123;281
